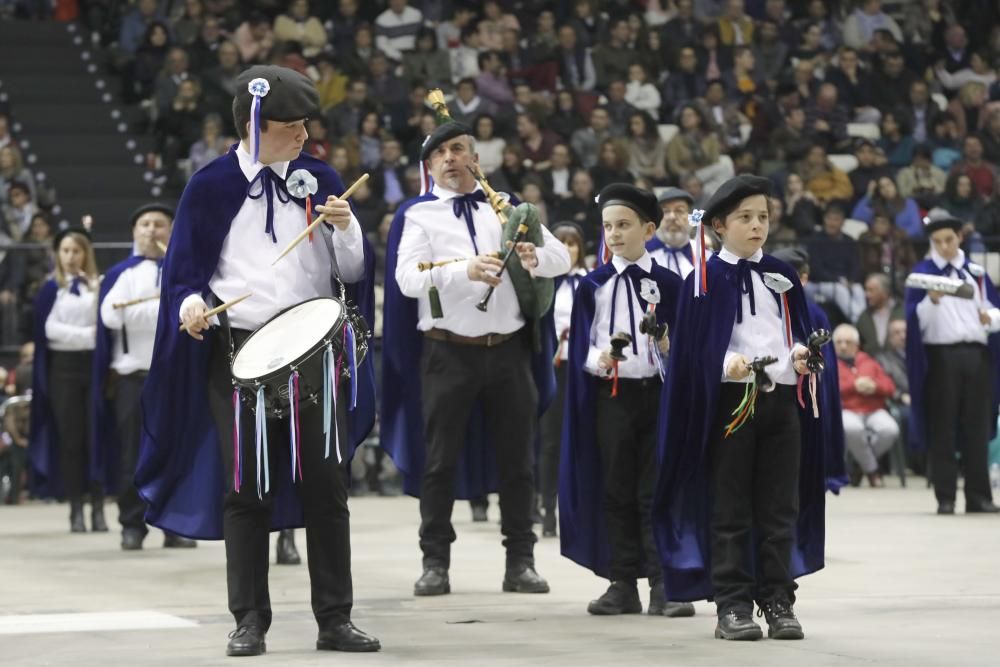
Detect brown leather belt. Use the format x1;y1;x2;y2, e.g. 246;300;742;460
423;328;518;347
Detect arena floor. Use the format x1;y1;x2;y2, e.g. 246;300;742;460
3;480;998;666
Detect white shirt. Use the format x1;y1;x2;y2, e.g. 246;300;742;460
395;183;571;336
554;268;587;361
916;248;1000;345
99;259;161;374
649;240;697;279
181;144;365;331
718;247;803;385
374;6;423;61
47;280;97;351
584;252;661;379
550;168;570;198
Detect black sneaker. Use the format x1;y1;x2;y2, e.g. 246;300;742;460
226;625;266;656
757;599;804;640
714;608;763;640
587;580;642;615
648;583;696;617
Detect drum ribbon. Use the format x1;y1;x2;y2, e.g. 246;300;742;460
344;323;358;409
288;371;304;482
255;386;270;499
323;344;343;463
232;389;242;492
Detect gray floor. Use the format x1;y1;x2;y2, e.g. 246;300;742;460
2;480;998;666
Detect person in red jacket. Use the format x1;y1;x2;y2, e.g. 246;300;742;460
834;323;899;487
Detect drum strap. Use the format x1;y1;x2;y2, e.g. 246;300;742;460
318;221;345;295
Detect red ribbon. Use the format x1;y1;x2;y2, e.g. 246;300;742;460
306;194;314;243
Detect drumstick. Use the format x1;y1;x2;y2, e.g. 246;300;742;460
178;292;252;332
271;173;370;266
155;241;167;254
113;293;160;309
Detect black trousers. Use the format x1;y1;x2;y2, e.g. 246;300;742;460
419;333;538;570
48;350;93;498
115;372;148;533
925;344;994;504
538;363;568;512
206;329;353;633
709;383;800;613
595;376;661;583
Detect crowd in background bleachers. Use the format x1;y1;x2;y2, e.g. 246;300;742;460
3;0;1000;497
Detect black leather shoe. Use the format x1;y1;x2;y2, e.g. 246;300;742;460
966;499;1000;513
714;609;763;640
91;506;109;533
226;625;266;656
316;621;381;652
471;505;488;522
648;583;696;617
542;510;557;537
121;529;145;551
275;529;300;564
414;567;450;596
163;533;197;548
937;501;956;515
587;580;641;615
757;599;804;640
503;565;550;593
69;501;86;533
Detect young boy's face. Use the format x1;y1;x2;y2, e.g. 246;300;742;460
712;194;769;258
930;227;960;261
602;204;655;262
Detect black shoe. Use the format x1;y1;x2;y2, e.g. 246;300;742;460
757;599;804;640
69;500;86;533
937;501;956;515
414;567;450;596
542;510;557;537
275;529;301;564
966;499;1000;513
587;580;641;615
648;583;696;617
226;625;266;657
502;565;550;593
163;533;197;548
714;609;763;641
121;529;145;551
91;506;109;533
317;621;381;652
471;505;488;522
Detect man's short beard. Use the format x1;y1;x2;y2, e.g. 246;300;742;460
659;227;690;248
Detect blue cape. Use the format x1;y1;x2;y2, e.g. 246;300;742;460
27;279;64;498
652;254;828;602
135;148;376;540
905;257;1000;452
808;300;848;493
559;260;682;578
90;255;146;496
380;194;557;498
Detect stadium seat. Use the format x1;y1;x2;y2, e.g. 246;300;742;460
931;93;948;112
841;218;869;240
657;123;679;144
828;154;859;173
847;122;880;140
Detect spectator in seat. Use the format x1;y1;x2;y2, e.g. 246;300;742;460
752;19;788;86
354;112;385;171
0;145;35;207
339;22;375;80
329;143;360;188
843;0;902;53
273;0;327;59
0;112;12;150
403;27;452;92
127;21;171;104
476;50;514;107
857;273;905;353
188;113;227;175
979;108;1000;166
451;78;498;128
782;172;823;236
928;112;963;171
950;135;997;202
704;79;750;150
897;144;947;209
435;3;474;51
825;46;878;124
659;0;700;64
852;175;923;239
2;182;36;242
570;107;614;170
624;111;668;185
374;0;423;63
805;83;851;154
717;0;754;47
186;14;226;71
801;144;854;208
550;91;585;143
118;0;165;56
857;211;917;290
875;318;911;451
805;203;861;284
543;143;575;202
871;50;916;113
941;172;984;225
369;138;407;210
666;103;732;195
589;138;634;193
878;110;916;170
661;46;705;120
768;107;812;163
153;47;192;115
473;115;505;177
938;24;972;74
975;189;1000;245
326;79;372;140
488;144;528;199
903;80;938;145
555;24;596;92
592;18;637;91
302;117;331;163
517;112;560;174
232;12;275;65
368;51;408;114
554;168;602;255
625;63;661;117
695;24;732;82
834;323;899;488
849;138;892;208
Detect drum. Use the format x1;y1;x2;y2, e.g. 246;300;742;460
231;297;370;418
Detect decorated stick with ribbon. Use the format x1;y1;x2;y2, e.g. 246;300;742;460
178;292;253;331
270;172;370;265
688;208;708;297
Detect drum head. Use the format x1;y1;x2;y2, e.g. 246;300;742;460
232;298;344;381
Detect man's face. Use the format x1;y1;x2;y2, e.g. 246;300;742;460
389;0;406;13
788;108;805;130
9;188;28;209
833;331;859;360
864;277;888;308
677;0;692;16
427;135;479;192
381;140;401;164
678;48;696;71
167;49;188;74
516;115;534;139
202;18;221;42
946;25;967;50
339;0;357;16
133;211;172;256
591;109;609;131
610;21;629;43
823;210;845;235
726;0;744;19
608;81;625;102
964;137;983;160
457;81;475;102
514;85;532;107
910;82;929;106
887;320;906;351
856;143;875;167
558;26;576;49
705;83;724;105
840;50;857;71
659;198;691;246
884;54;903;76
348;82;367;104
218;41;239;68
551;144;570;169
257;119;308;163
571;170;593;198
817;84;837;108
370;56;388;78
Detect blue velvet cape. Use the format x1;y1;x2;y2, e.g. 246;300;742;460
135;148;376;540
380;194;557;498
904;257;1000;452
559;260;682;577
651;254;828;602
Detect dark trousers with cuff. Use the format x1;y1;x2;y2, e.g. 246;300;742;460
419;332;538;570
709;383;800;614
925;343;994;505
115;372;149;533
206;329;353;633
539;364;568;513
48;350;94;498
595;375;661;584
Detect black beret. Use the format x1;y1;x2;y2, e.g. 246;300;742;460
770;245;810;272
596;183;660;223
129;202;174;227
420;121;474;162
922;207;963;236
234;65;319;123
52;226;91;252
656;187;694;205
702;174;772;224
